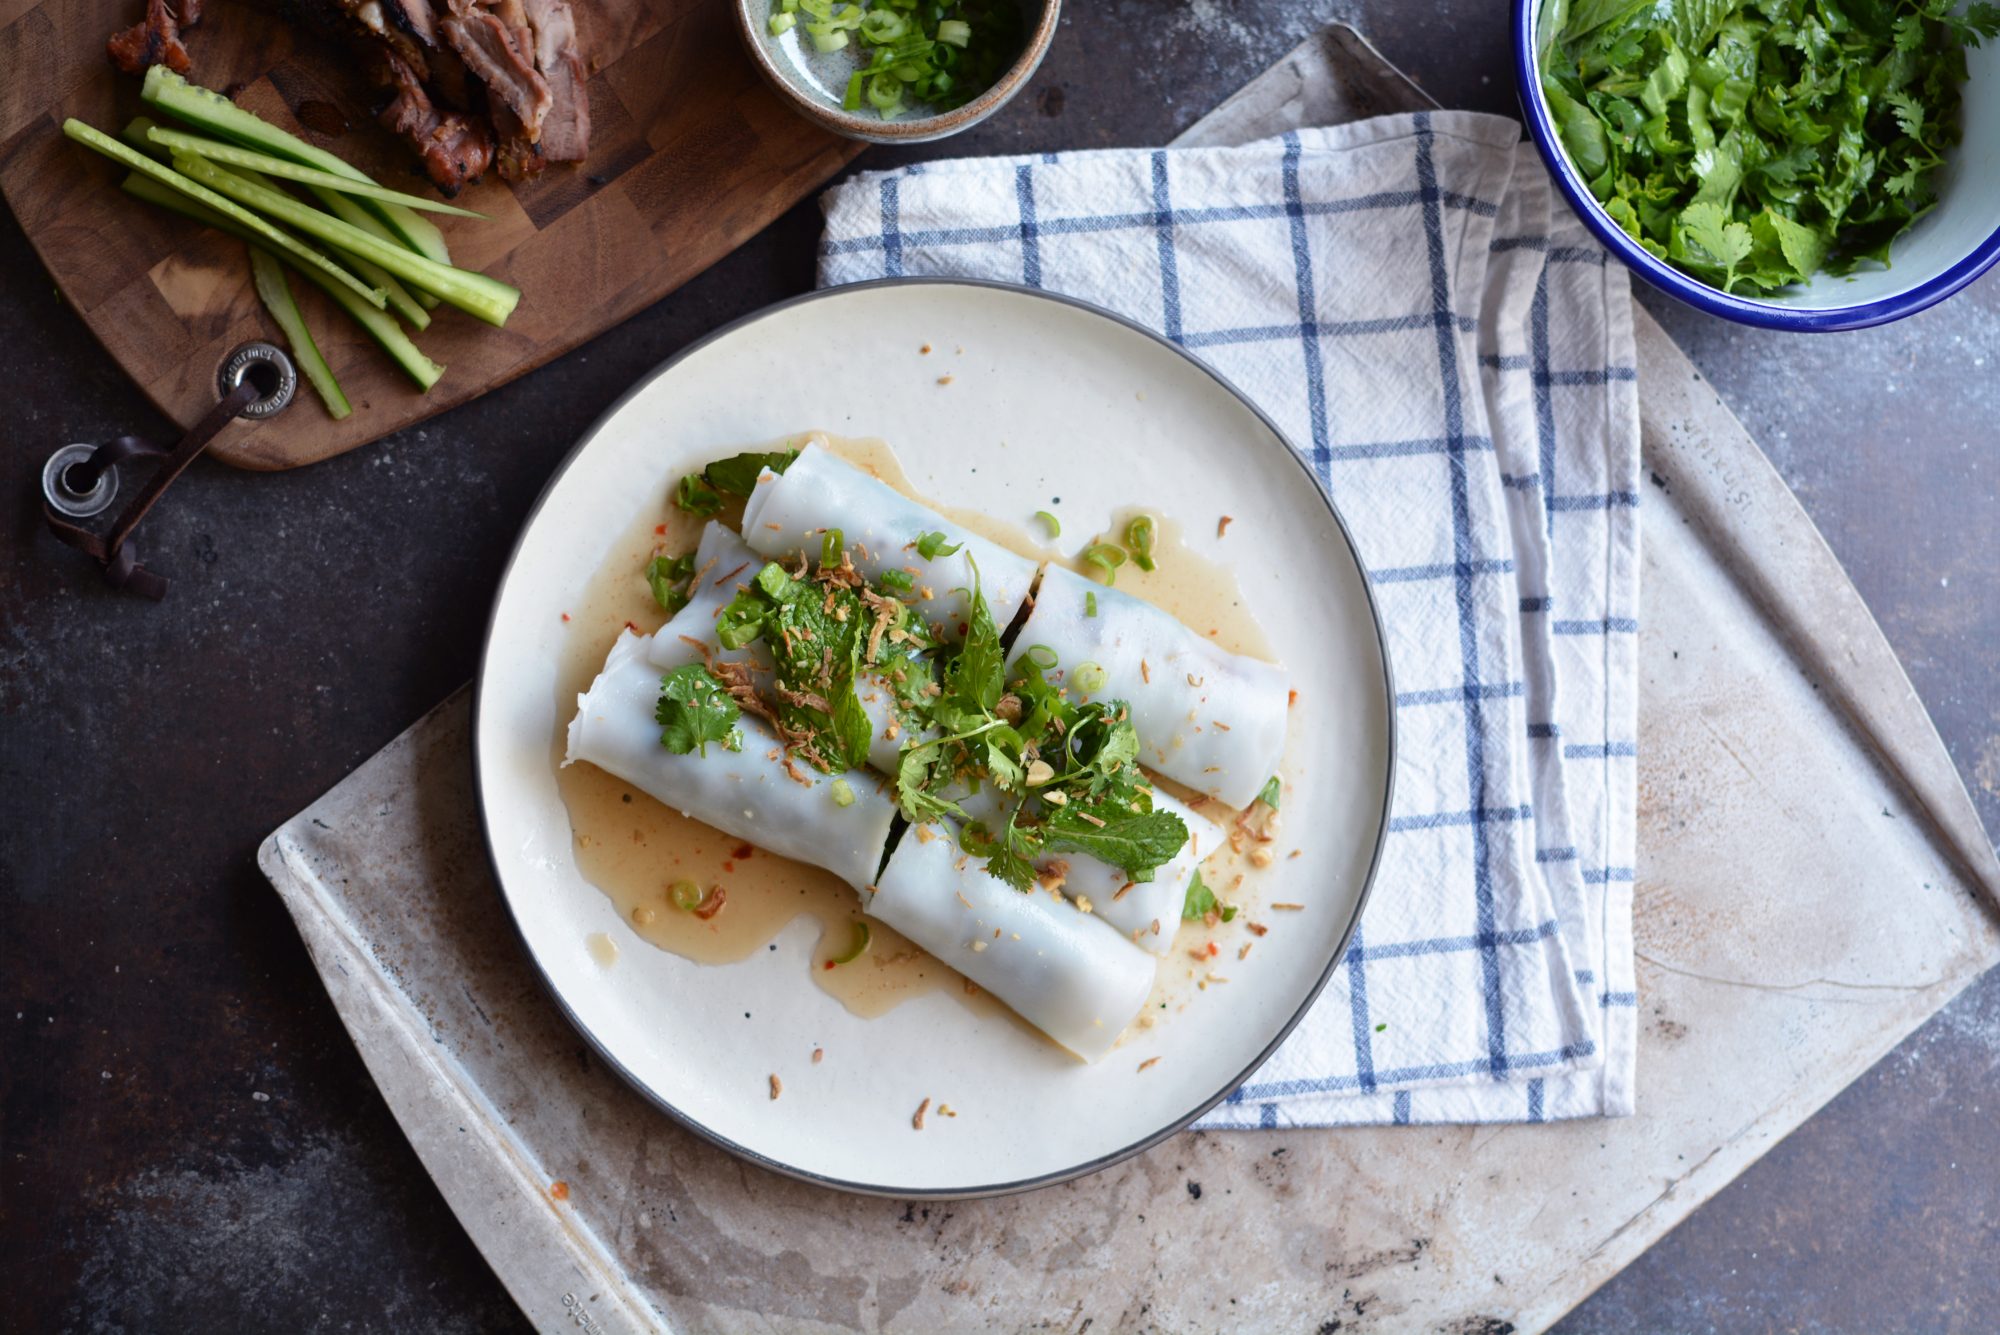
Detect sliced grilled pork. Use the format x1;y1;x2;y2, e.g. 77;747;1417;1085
522;0;589;163
439;8;551;141
107;0;191;75
378;48;495;193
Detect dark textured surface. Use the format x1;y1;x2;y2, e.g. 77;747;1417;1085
2;2;1996;1330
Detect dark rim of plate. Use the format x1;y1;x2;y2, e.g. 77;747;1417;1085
1512;0;2000;332
472;276;1398;1200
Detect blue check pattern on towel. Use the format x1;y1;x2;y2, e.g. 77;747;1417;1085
819;112;1640;1123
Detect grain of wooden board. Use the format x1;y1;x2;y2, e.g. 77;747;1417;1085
0;0;864;470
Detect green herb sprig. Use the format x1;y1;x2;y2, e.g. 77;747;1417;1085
673;447;801;517
1539;0;1997;291
656;664;744;756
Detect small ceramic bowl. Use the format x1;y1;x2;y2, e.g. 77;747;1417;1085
1514;0;2000;331
735;0;1060;144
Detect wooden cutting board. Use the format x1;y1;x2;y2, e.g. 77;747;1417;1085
0;0;865;469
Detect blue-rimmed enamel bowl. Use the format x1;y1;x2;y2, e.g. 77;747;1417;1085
1514;0;2000;331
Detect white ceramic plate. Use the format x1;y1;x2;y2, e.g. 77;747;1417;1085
475;280;1394;1197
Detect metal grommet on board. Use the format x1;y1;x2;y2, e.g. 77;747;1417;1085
217;341;297;420
42;443;121;519
41;340;285;598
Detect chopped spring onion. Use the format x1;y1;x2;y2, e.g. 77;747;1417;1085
866;73;904;117
146;126;487;218
878;568;915;592
915;530;961;560
829;920;871;964
859;7;906;41
676;474;724;517
118;172;445;391
1084;592;1098;617
821;527;845;569
646;553;696;613
830;778;857;808
669;880;703;912
1082;541;1126;585
1034;509;1060;538
1072;661;1108;695
775;0;1023;119
249;247;349;419
64;120;388;312
173;154;521;326
1019;643;1058;670
1256;775;1281;811
1125;514;1157;571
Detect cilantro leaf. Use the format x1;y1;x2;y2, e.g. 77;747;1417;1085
1181;869;1237;922
895;743;964;824
1044;805;1189;883
656;664;742;756
958;811;1040;891
1679;201;1755;289
915;530;963;560
980;842;1037;893
1541;0;1983;290
1884;90;1925;142
704;448;799;497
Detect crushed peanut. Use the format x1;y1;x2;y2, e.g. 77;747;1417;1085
769;1074;782;1100
913;1097;930;1130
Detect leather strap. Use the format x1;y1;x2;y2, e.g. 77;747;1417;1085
42;381;258;600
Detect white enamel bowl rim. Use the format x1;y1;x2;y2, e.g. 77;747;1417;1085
472;278;1397;1198
1514;0;2000;331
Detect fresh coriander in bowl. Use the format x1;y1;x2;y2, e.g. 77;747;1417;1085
1518;0;2000;329
738;0;1058;143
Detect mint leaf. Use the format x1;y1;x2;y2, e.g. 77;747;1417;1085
703;448;798;497
656;664;742;757
1044;806;1189;883
833;675;873;771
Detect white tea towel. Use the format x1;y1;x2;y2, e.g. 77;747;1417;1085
819;112;1640;1123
